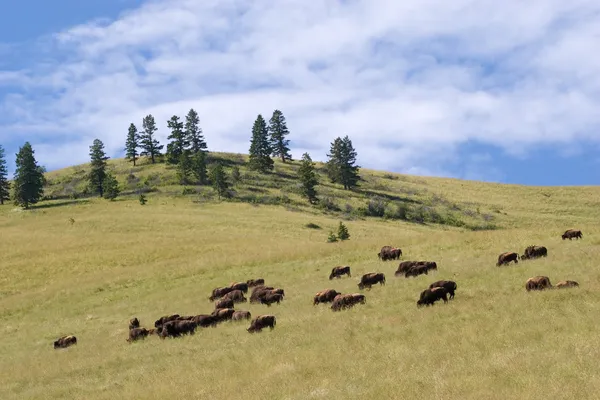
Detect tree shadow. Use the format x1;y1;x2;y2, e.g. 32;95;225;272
32;199;90;209
354;188;422;205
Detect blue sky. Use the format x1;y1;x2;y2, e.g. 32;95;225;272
1;0;599;186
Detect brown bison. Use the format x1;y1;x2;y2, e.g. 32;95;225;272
191;314;219;328
247;315;276;333
229;282;249;293
417;287;448;307
154;314;181;328
313;289;341;305
562;229;583;240
127;327;150;342
378;246;402;261
208;286;235;301
404;265;429;278
129;317;140;330
329;265;351;280
556;280;579;289
246;278;265;287
54;335;77;349
222;289;247;303
259;293;284;306
232;310;252;321
215;298;235;309
521;245;548;260
211;308;236;322
250;286;284;303
429;280;457;299
358;272;386;290
159;320;196;338
525;276;552;291
395;261;419;276
331;293;366;311
496;251;519;266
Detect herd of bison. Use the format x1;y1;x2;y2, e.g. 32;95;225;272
52;228;584;349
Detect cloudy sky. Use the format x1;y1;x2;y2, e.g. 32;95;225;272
1;0;599;185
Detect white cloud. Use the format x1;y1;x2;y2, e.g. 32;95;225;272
1;0;600;180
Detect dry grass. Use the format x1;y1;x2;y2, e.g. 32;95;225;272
1;157;600;399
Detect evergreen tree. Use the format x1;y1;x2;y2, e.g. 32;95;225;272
88;138;109;197
208;162;229;200
268;109;292;163
337;221;350;240
165;115;188;164
185;108;207;154
297;152;318;204
102;173;120;200
12;142;44;209
248;114;274;172
125;123;139;166
230;165;241;185
140;114;163;163
176;151;192;184
191;150;208;184
0;145;11;204
326;135;360;190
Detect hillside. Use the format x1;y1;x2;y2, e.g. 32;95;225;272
1;153;600;399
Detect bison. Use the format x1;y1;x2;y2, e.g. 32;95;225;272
192;314;219;328
562;229;583;240
429;280;457;299
378;246;402;261
556;280;579;289
313;289;341;305
395;261;419;276
222;289;247;303
128;317;140;330
417;287;448;307
229;282;249;293
127;327;150;342
329;265;351;280
525;276;552;291
358;272;386;290
247;315;276;333
209;286;235;301
331;293;366;311
496;251;519;266
404;265;429;278
232;310;252;321
259;293;284;306
159;320;196;339
246;278;265;287
521;245;548;260
211;308;236;322
215;298;235;309
53;335;77;349
154;314;180;328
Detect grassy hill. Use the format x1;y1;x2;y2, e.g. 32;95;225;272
1;153;600;399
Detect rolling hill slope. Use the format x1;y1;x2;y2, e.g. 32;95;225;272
1;153;600;399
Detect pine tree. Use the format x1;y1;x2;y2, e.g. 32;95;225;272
12;142;45;209
268;109;292;163
102;173;120;200
230;165;241;185
326;135;360;190
176;151;192;184
165;115;188;164
297;152;318;204
337;221;350;240
88;138;109;197
125;123;139;166
208;162;229;200
140;114;163;163
0;144;11;204
248;114;274;172
185;108;207;154
191;150;207;184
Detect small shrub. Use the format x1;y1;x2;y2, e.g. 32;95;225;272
182;187;197;195
317;196;340;212
366;196;387;217
139;194;147;205
327;231;338;242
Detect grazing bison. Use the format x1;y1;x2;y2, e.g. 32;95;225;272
232;310;252;321
154;314;180;328
562;229;583;240
404;265;429;278
329;265;351;280
247;315;276;333
212;308;236;322
246;278;265;287
250;287;284;303
525;276;552;291
260;293;284;306
209;286;235;301
358;272;386;290
229;282;249;293
127;327;150;342
159;320;196;339
129;317;140;330
395;261;419;276
313;289;341;305
556;280;579;289
331;293;366;311
417;287;448;307
521;245;548;260
429;280;457;299
54;335;77;349
222;289;247;303
215;298;235;309
496;251;519;266
378;246;402;261
192;314;219;328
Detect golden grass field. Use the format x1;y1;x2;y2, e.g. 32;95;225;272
1;154;600;399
